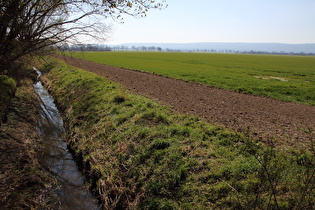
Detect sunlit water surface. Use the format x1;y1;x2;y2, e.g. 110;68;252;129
34;70;100;209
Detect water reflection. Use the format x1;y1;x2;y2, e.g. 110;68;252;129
34;70;100;210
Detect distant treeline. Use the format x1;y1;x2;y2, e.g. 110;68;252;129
59;44;315;56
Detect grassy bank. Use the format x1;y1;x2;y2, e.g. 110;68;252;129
0;75;16;122
0;78;57;209
43;58;315;209
68;52;315;106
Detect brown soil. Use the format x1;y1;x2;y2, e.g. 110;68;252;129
55;55;315;147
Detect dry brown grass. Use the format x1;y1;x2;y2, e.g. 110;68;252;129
0;79;56;209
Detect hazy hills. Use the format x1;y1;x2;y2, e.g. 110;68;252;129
115;42;315;53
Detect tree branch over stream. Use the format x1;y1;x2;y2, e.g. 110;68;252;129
0;0;167;76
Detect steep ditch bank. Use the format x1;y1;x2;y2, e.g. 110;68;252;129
0;72;100;209
35;70;100;209
0;78;55;209
42;58;314;209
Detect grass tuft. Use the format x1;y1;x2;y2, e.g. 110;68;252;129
0;75;17;122
113;95;126;104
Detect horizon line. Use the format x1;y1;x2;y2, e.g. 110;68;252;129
105;41;315;45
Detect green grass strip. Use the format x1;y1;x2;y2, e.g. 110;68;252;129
68;51;315;106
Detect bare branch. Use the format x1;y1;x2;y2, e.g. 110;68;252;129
0;0;167;76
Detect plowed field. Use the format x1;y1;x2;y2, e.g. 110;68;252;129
55;55;315;147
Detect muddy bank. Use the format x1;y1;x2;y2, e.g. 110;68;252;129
0;79;56;209
0;72;100;209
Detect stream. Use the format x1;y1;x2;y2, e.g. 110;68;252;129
34;70;100;209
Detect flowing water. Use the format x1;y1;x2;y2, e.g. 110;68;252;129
34;70;100;209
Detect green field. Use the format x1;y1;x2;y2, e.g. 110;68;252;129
68;51;315;106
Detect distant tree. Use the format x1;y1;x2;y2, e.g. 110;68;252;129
141;46;147;51
0;0;167;76
148;46;156;51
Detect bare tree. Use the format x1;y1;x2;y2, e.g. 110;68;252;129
0;0;167;76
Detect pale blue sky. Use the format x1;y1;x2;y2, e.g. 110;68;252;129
105;0;315;44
